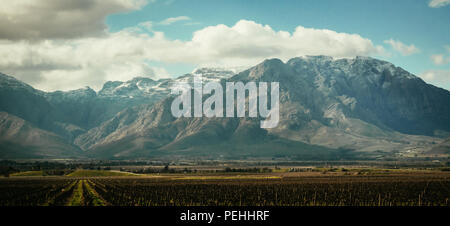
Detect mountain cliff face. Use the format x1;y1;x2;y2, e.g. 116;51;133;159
75;98;337;159
229;56;450;135
0;57;449;159
74;56;449;159
286;56;449;135
0;68;237;158
0;68;234;142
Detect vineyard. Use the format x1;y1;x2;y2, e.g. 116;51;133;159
0;173;448;206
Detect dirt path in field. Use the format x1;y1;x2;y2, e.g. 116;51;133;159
64;180;109;206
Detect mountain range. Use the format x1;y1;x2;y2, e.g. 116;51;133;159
0;56;449;159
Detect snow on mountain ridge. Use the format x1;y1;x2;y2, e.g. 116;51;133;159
97;67;240;98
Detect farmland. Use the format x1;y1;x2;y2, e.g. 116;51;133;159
0;170;448;206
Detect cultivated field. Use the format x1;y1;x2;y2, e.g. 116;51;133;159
0;170;448;206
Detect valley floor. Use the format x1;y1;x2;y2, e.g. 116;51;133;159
0;170;448;206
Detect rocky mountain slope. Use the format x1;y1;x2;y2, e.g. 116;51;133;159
0;112;81;158
428;138;450;155
75;98;339;159
75;56;448;159
0;68;235;141
0;68;237;158
0;57;449;159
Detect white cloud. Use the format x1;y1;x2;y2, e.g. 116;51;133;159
0;32;172;91
159;16;191;25
186;20;384;66
431;46;450;65
0;0;148;40
384;39;419;56
429;0;450;8
430;54;450;65
431;54;445;65
0;20;384;91
420;70;450;90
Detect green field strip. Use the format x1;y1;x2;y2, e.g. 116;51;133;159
67;180;84;206
87;179;109;194
10;171;44;177
83;180;109;206
66;170;137;177
42;180;78;206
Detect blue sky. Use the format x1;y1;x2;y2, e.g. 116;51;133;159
106;0;450;77
0;0;449;91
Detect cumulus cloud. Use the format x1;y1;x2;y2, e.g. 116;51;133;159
0;32;171;91
429;0;450;8
430;46;450;65
0;0;148;40
186;20;384;66
384;39;419;56
159;16;191;25
420;70;450;90
430;54;449;65
0;20;384;91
